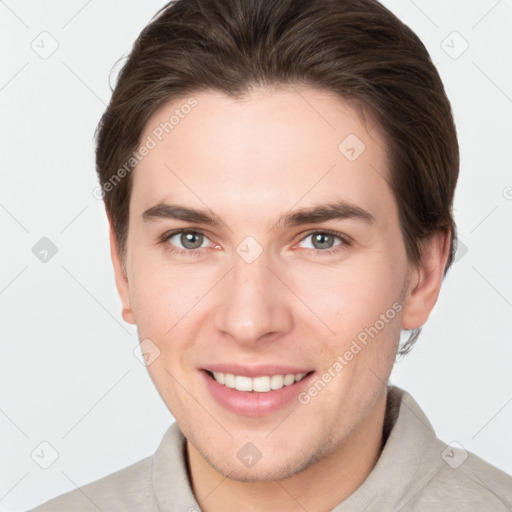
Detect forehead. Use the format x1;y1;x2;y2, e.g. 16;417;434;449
131;87;393;221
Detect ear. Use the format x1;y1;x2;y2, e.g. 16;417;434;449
109;221;136;325
401;229;451;330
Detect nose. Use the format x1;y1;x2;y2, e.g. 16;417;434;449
213;250;294;346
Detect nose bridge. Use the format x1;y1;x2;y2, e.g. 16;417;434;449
213;249;292;344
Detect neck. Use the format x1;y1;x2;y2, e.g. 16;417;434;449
186;388;388;512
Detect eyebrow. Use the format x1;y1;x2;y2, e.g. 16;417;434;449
141;200;376;228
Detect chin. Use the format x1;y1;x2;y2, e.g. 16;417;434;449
207;454;309;483
196;433;330;483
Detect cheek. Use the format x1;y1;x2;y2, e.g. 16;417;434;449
129;273;167;332
289;254;404;337
128;252;214;336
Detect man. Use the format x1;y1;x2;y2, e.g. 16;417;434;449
30;0;512;510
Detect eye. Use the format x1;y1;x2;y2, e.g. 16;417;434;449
296;230;350;255
160;229;213;256
159;228;350;257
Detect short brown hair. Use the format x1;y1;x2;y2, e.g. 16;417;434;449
95;0;459;355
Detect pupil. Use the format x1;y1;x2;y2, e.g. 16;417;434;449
314;233;333;250
181;232;202;249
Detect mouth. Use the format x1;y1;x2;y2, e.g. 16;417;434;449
201;367;316;417
203;369;314;393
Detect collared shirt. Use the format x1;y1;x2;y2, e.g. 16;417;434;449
29;385;512;511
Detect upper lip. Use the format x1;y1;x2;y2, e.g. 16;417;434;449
203;364;314;378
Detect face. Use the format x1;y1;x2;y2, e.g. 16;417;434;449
112;86;429;481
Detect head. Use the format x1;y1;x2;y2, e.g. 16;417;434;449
95;0;458;481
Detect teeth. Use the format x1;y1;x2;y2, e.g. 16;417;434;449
284;374;295;386
235;375;252;392
214;372;225;385
224;373;235;388
270;375;284;390
253;376;271;392
211;371;307;392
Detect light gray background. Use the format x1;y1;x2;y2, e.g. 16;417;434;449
1;0;511;510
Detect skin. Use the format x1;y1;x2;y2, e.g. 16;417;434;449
109;86;450;511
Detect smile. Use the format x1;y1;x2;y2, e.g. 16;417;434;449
207;370;308;392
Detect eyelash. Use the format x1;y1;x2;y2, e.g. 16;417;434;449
158;229;351;257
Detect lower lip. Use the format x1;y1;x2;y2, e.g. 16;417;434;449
201;370;315;417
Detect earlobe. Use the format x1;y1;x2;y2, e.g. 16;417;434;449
401;229;451;330
109;223;136;325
